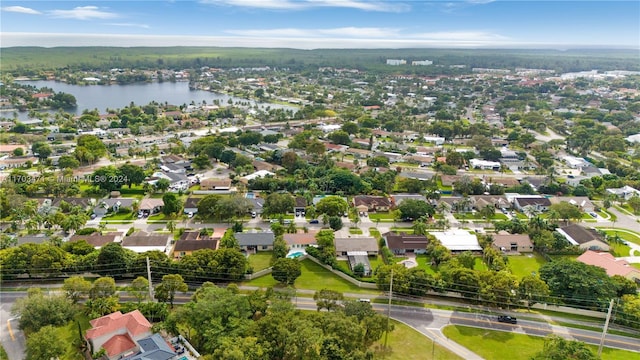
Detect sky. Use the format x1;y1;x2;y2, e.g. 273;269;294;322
1;1;638;49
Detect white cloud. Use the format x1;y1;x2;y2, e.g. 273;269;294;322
201;0;409;12
106;23;150;29
226;27;401;38
2;32;635;50
412;31;508;41
1;6;41;15
49;6;118;20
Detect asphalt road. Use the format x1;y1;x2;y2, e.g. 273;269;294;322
1;290;639;360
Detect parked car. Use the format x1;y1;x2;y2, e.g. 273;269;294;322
251;211;257;218
309;219;319;224
497;315;517;324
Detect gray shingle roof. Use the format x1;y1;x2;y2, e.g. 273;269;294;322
235;232;275;246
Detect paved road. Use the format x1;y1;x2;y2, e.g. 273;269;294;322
2;290;639;360
0;294;26;360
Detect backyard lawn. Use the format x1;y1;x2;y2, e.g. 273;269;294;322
244;259;380;294
442;325;640;360
248;251;273;271
373;320;463;360
53;314;92;360
508;253;547;279
633;263;640;270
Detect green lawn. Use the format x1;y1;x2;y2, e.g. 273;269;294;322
632;263;640;270
547;254;579;262
0;345;7;360
148;213;179;221
248;251;273;271
473;258;489;271
390;227;414;233
349;228;364;234
515;212;529;220
373;320;463;360
245;259;379;294
416;254;438;275
610;241;632;257
600;229;640;246
453;213;508;221
442;325;640;360
369;228;381;239
508;253;547;279
103;212;135;220
368;212;394;221
52;314;92;360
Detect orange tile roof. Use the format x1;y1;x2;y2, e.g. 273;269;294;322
86;310;152;341
102;334;137;357
577;251;640;278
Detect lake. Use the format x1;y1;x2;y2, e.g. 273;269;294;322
11;80;296;120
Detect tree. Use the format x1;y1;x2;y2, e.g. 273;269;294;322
628;196;640;215
154;178;170;193
155;274;188;308
25;325;66;360
162;192;182;215
262;193;294;218
219;229;239;249
90;166;125;192
539;260;617;308
119;163;146;188
96;242;134;277
31;141;52;160
129;276;150;303
531;336;597;360
341;121;359;135
398;199;434;220
75;134;107;164
456;251;476;269
316;196;348;217
313;289;344;311
518;274;550;310
328;215;343;231
271;236;288;264
479;204;496;221
271;258;302;285
328;130;351;145
548;202;583;224
63;275;92;304
90;276;117;299
11;288;76;334
58;154;80;169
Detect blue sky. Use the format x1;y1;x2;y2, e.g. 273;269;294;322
1;1;638;49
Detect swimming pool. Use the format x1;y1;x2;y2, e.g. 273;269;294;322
287;251;305;258
245;192;255;199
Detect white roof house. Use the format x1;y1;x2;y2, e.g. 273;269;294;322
430;229;482;251
469;159;501;170
243;170;275;181
606;185;640;201
563;156;589;169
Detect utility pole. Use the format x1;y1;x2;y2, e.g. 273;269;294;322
146;257;154;301
598;299;615;357
384;269;394;350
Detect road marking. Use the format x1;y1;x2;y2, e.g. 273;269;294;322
7;319;15;341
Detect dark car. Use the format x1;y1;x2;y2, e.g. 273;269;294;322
309;219;320;224
497;315;517;324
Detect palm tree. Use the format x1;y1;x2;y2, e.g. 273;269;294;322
166;221;176;234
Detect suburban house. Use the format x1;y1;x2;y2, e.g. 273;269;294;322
242;170;275;182
606;185;640;201
199;178;232;191
85;310;153;359
138;198;164;215
284;232;318;250
550;197;595;214
471;195;510;210
469;159;501;171
491;232;534;254
512;196;552;212
173;239;219;260
93;198;136;217
121;232;172;254
430;229;482;252
0;156;38;169
183;197;201;215
69;232;123;249
253;160;284;172
235;232;275;252
293;196;308;214
353;195;391;212
335;237;378;277
577;251;640;283
556;224;610;252
335;237;378;256
51;197;95;212
147;171;190;192
384;232;429;255
391;193;427;207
